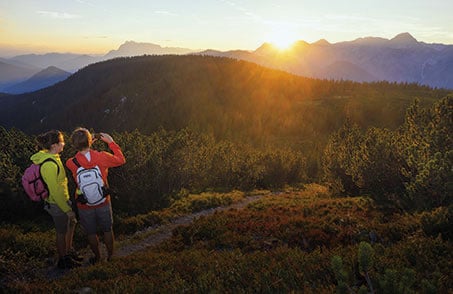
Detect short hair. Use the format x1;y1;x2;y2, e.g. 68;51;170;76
36;130;63;150
71;127;92;151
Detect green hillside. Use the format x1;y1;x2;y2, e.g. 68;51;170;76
0;55;448;149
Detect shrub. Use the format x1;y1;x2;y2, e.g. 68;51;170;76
420;205;453;240
322;96;452;211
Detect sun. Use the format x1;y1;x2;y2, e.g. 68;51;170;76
267;29;298;50
270;37;296;50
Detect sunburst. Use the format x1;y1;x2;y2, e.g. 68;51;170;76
267;29;298;50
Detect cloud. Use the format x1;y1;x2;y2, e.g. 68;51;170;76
37;11;81;19
219;0;261;21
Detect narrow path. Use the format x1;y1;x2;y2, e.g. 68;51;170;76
43;193;272;280
116;193;271;256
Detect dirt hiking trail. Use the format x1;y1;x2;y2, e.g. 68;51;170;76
45;192;275;279
116;193;273;256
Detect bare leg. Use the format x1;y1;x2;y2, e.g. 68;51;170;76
104;230;114;260
56;233;67;258
66;219;76;252
87;234;101;261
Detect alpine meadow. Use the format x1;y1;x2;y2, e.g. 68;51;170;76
0;54;452;293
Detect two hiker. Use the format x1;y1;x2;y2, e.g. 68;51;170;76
30;128;125;269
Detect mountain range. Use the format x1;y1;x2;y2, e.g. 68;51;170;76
0;33;452;94
199;33;453;89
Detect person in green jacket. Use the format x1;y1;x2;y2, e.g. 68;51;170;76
31;130;81;269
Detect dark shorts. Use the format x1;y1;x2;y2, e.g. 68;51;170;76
44;201;71;234
78;203;113;235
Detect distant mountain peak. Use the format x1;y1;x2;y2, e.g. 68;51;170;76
118;41;162;50
312;39;330;46
254;42;279;55
292;40;310;48
257;42;275;49
389;32;419;47
104;41;195;59
35;66;69;78
4;66;70;94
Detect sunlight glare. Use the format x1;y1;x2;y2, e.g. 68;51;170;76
267;29;298;51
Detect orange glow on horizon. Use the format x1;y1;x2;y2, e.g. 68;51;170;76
269;38;297;51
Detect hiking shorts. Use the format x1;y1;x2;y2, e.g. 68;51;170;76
78;203;113;235
44;201;72;234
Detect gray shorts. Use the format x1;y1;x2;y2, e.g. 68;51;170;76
44;201;71;234
78;203;113;235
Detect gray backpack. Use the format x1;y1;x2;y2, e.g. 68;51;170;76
72;157;106;206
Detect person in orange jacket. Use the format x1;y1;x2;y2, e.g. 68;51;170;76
66;128;125;264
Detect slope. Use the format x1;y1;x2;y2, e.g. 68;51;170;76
4;185;451;292
0;55;449;148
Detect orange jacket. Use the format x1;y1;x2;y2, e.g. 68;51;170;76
66;142;126;210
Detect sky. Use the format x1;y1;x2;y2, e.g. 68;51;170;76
1;0;452;57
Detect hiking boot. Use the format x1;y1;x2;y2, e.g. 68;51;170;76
68;249;84;262
57;255;82;269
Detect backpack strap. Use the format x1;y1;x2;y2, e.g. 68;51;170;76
72;157;82;168
39;158;59;205
40;158;60;175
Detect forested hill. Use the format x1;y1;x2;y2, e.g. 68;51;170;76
0;55;449;145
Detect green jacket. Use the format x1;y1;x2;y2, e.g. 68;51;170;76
30;150;71;213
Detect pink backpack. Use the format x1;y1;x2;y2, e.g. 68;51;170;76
22;158;59;201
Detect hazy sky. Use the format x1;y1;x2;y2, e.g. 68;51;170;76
1;0;452;56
